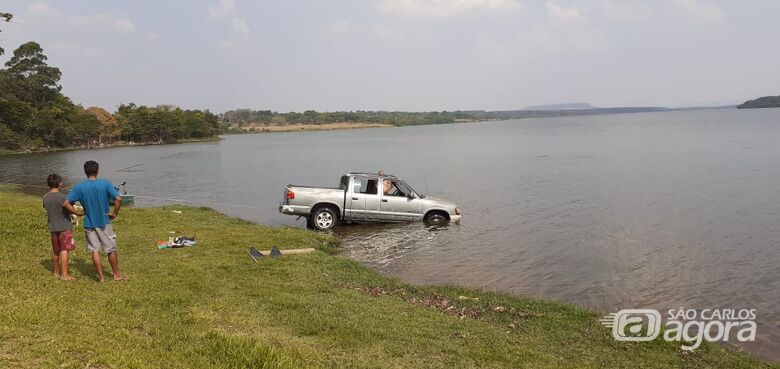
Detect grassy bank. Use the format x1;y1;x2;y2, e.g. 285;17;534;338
0;186;773;368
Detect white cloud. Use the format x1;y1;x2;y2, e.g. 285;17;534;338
220;40;235;49
378;0;521;18
546;2;587;24
70;13;112;27
321;21;361;39
518;2;607;53
51;42;105;61
596;0;656;23
25;3;140;35
231;17;250;35
113;19;136;32
147;32;160;40
27;2;57;17
209;0;236;18
209;0;248;46
667;0;725;24
374;24;401;41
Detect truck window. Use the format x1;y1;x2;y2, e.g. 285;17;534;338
359;178;378;195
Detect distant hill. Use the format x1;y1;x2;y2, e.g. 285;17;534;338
737;96;780;109
523;103;596;110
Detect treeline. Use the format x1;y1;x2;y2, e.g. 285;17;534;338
221;109;466;128
115;104;220;143
0;41;219;151
220;106;671;130
737;96;780;109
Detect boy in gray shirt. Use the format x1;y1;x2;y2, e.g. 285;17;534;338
43;174;82;280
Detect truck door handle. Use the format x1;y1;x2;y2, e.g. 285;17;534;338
381;199;388;202
351;197;358;200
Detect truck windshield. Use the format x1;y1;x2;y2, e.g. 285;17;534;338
395;180;420;198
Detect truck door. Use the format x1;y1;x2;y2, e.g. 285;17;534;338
379;179;422;221
346;176;381;222
345;176;364;221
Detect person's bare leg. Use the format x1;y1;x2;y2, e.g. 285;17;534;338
52;251;60;278
59;250;74;281
107;252;125;281
91;251;105;282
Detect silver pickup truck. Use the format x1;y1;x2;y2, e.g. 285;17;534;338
279;172;461;230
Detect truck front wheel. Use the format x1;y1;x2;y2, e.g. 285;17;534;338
311;207;338;231
424;211;449;225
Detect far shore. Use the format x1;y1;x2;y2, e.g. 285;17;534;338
229;122;394;133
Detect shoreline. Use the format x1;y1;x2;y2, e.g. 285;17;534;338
223;120;503;135
0;136;224;157
0;185;773;367
226;122;394;134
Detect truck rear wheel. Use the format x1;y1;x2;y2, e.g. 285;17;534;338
311;207;338;231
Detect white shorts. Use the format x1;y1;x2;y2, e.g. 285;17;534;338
84;224;117;254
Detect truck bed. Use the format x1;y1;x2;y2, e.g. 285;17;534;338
279;184;346;218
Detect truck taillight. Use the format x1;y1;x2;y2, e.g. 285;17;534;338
286;190;295;200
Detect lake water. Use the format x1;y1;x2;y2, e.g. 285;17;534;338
1;109;778;361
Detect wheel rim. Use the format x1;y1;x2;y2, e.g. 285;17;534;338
316;212;333;228
428;214;445;223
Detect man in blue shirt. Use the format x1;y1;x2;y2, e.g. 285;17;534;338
67;160;127;282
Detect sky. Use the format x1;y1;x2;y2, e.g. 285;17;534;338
1;0;779;113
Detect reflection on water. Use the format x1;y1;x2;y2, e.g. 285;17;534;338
1;108;779;361
335;222;459;270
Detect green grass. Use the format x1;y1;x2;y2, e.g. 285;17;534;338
0;186;774;368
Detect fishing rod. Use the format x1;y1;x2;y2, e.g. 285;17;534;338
116;163;144;172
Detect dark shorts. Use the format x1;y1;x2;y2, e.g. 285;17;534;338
51;230;75;253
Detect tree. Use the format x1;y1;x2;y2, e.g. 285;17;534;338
86;106;120;144
0;123;21;150
271;115;288;126
4;42;62;108
0;98;35;134
0;12;12;56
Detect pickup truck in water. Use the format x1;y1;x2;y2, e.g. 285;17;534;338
279;172;461;230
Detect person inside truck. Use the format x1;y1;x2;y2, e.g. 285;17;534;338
383;179;402;196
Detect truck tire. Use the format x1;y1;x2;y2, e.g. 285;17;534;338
424;211;449;225
311;207;338;231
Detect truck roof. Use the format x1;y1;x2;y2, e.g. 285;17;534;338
346;172;399;179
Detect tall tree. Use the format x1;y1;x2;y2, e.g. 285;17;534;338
4;42;62;108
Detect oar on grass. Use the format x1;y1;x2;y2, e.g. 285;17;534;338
247;247;316;263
